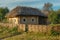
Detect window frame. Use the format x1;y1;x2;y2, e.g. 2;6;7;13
22;17;26;23
31;18;35;22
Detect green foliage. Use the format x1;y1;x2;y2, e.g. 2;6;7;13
56;15;60;23
48;9;60;24
50;26;60;36
56;9;60;23
43;3;60;24
48;10;58;24
8;27;18;35
0;7;9;21
0;26;22;38
57;9;60;14
0;26;8;33
51;29;60;36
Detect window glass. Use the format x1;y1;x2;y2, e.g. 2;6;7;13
31;18;35;22
32;19;34;22
22;17;26;23
23;19;26;22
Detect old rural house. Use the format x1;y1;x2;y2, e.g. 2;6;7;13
5;6;48;25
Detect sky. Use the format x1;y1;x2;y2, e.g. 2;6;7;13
0;0;60;10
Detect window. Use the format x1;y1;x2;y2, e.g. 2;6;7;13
22;17;26;23
23;19;26;22
32;19;34;22
31;18;35;22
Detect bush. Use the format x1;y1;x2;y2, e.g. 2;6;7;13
0;26;22;38
8;26;18;35
51;26;60;36
0;26;8;33
51;30;59;36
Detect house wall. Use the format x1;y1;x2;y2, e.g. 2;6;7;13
18;16;39;24
38;17;48;25
8;17;18;24
8;16;47;25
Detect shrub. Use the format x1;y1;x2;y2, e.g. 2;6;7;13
0;26;24;38
0;26;8;33
51;26;60;36
8;26;18;35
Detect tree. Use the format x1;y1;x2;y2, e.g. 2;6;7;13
48;10;58;24
43;2;53;11
43;3;60;24
57;9;60;14
56;9;60;23
0;7;9;21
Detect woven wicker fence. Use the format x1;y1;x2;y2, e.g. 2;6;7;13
18;24;52;33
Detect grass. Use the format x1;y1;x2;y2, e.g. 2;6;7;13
0;25;22;39
3;32;60;40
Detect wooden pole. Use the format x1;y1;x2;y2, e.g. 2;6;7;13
25;24;28;32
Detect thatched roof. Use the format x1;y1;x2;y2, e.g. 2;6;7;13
5;6;47;18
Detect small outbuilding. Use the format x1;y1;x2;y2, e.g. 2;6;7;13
5;6;48;25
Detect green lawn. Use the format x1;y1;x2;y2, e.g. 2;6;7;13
3;32;60;40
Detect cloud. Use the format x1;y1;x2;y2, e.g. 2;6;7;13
0;0;40;7
0;0;60;10
53;3;60;6
0;0;40;4
0;0;42;9
7;0;44;10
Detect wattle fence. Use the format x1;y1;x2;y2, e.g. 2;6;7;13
18;24;52;33
0;23;52;33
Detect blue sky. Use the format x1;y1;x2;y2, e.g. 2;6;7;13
0;0;60;10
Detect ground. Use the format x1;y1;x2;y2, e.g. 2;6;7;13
3;32;60;40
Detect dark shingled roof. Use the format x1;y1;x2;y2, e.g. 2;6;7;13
5;6;47;18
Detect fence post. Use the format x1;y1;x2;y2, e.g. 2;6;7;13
25;24;28;32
